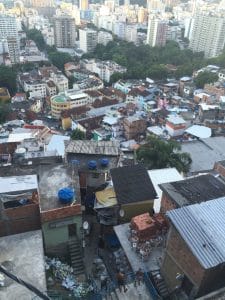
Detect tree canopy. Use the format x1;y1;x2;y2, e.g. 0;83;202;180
0;102;10;124
48;51;72;70
194;71;219;89
83;40;209;80
71;128;86;140
0;65;17;94
136;135;192;173
26;28;46;51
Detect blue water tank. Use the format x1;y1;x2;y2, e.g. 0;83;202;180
88;160;97;170
58;188;74;204
100;158;109;167
71;160;80;166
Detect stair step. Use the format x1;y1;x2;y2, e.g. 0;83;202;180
73;265;84;270
72;262;84;267
70;250;82;255
70;254;82;260
69;245;80;250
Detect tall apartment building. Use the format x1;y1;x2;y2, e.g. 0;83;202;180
53;16;76;48
79;0;88;10
147;17;168;47
125;24;138;44
0;15;20;64
113;21;126;40
98;31;113;46
189;14;225;58
79;28;97;53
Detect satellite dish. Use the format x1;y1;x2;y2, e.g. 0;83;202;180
83;221;89;230
119;209;125;217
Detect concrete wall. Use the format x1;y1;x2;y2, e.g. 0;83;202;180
42;214;82;256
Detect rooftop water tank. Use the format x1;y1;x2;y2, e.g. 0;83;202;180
58;188;74;204
14;148;26;157
100;158;109;168
71;160;80;166
88;160;97;170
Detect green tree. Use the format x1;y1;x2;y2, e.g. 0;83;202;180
0;102;10;124
71;128;86;140
137;135;192;173
48;51;72;70
194;71;218;89
26;28;46;51
110;72;124;84
0;66;17;94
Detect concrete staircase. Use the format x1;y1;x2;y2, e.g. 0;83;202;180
68;238;85;276
151;269;170;299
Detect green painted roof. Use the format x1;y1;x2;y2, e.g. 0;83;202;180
52;94;68;103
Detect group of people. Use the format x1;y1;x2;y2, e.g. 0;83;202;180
116;268;144;293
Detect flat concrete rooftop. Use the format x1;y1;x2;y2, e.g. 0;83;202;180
38;164;81;212
0;230;46;300
114;223;164;273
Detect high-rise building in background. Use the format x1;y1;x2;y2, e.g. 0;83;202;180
125;24;138;44
0;14;20;64
79;0;88;10
98;31;113;46
53;16;76;48
79;28;98;53
28;0;54;7
189;14;225;58
147;17;168;47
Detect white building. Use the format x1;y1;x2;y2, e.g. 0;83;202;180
53;16;76;48
46;80;57;96
98;30;113;46
50;72;69;92
165;115;186;137
41;26;55;46
125;24;138;44
24;80;47;98
79;28;98;53
0;14;20;64
189;14;225;58
147;17;168;47
113;21;126;40
83;59;127;82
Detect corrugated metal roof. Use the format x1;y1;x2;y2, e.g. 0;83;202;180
181;137;225;173
65;140;120;156
167;197;225;269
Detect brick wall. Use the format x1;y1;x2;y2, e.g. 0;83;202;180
0;203;41;237
161;226;205;296
41;204;81;223
214;162;225;178
160;192;177;213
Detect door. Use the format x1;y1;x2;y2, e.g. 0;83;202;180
68;224;77;237
182;275;194;296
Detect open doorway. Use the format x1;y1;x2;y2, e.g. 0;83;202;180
182;275;194;296
68;223;77;237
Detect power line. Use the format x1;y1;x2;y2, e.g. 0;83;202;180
0;265;51;300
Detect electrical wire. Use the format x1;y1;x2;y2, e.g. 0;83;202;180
0;265;51;300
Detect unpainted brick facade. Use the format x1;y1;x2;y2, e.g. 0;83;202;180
0;203;41;236
162;225;225;298
160;192;177;213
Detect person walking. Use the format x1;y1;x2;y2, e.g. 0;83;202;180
134;268;144;287
116;270;128;293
